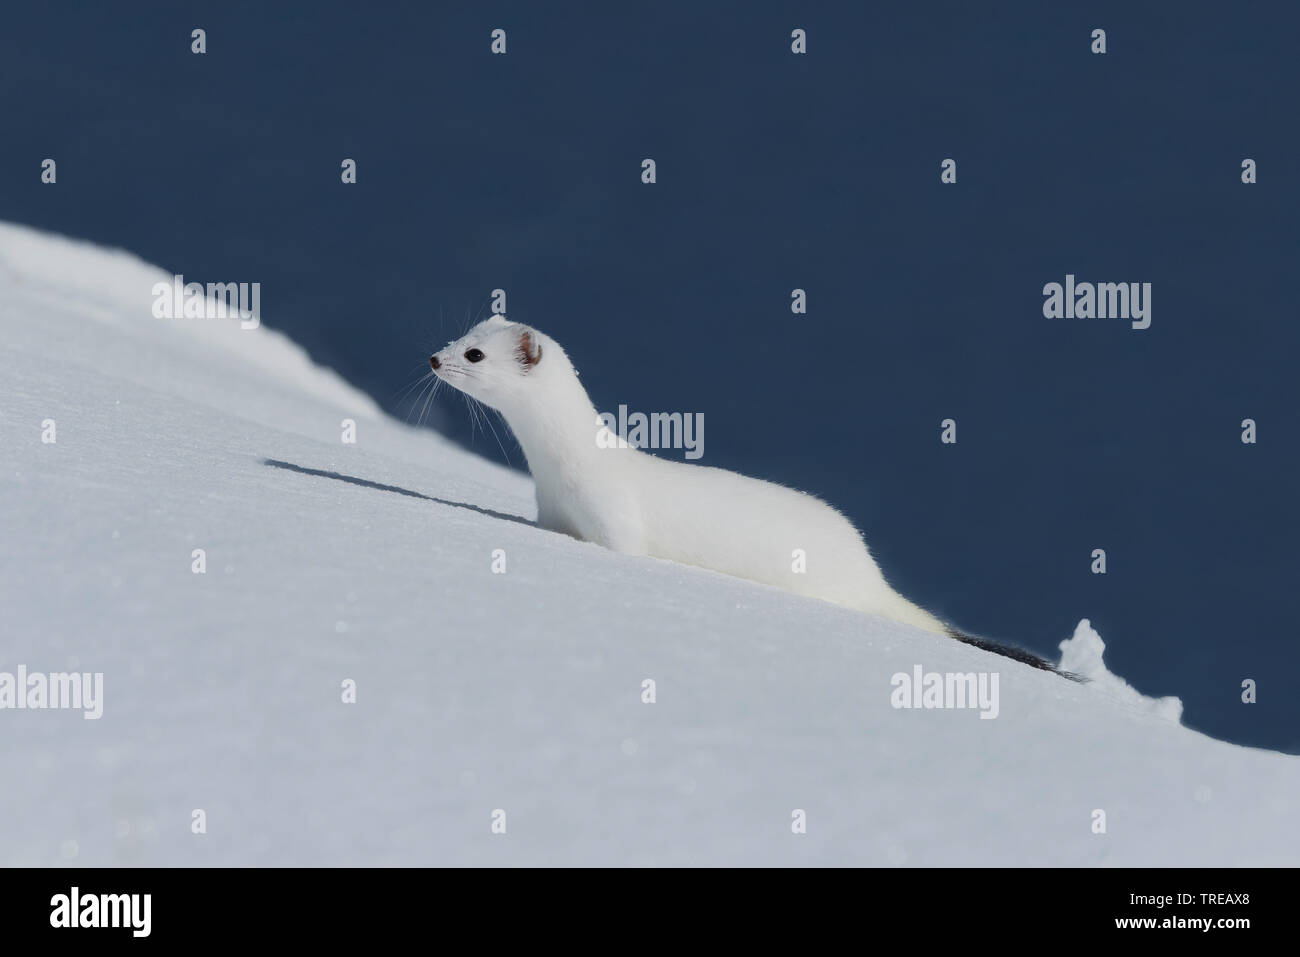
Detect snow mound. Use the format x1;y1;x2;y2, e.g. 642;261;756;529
1060;619;1184;723
0;221;379;418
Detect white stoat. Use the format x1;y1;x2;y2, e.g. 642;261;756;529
430;316;1072;675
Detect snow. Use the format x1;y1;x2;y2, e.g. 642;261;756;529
1;221;1296;866
1059;619;1185;724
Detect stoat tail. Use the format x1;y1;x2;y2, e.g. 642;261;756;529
880;592;950;635
944;626;1086;682
877;592;1084;681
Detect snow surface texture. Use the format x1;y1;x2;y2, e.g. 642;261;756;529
0;221;1295;866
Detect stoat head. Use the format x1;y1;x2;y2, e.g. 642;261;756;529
429;315;554;413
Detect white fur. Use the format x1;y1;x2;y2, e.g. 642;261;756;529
431;316;946;633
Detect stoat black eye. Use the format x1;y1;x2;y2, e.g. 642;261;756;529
464;348;485;363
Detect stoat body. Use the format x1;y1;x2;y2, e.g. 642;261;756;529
431;316;941;631
430;316;1075;677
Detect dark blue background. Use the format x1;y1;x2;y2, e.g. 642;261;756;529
4;1;1296;751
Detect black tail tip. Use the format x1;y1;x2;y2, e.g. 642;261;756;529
945;627;1088;682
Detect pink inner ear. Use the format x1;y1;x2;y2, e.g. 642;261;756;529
519;331;542;367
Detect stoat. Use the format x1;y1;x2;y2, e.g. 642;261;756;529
431;316;1077;678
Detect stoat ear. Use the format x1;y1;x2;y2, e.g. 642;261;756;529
516;328;543;370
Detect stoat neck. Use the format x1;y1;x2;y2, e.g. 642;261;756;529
504;373;603;479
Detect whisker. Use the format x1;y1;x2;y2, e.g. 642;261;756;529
417;377;442;428
392;370;434;404
491;407;520;456
405;376;436;425
471;396;512;465
460;390;476;441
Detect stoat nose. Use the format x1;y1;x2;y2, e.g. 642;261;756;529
430;355;441;370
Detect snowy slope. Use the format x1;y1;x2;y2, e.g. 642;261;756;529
0;221;1296;867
